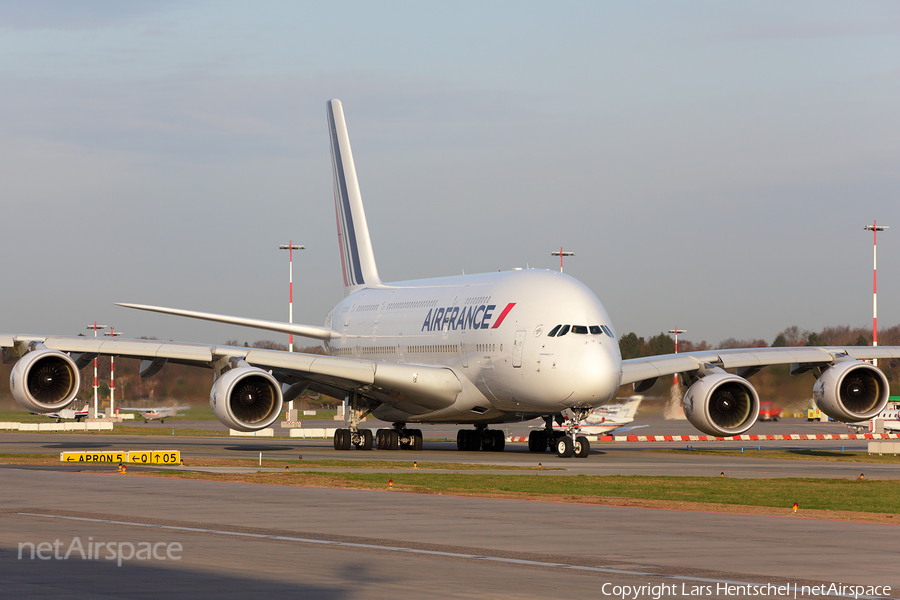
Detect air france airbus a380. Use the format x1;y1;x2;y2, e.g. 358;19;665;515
4;99;899;458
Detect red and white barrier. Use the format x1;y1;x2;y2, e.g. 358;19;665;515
507;433;900;443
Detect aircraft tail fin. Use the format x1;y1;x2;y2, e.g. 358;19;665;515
327;99;382;293
622;396;643;419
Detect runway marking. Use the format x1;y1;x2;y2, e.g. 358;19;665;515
16;512;897;599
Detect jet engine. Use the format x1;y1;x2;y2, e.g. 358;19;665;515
813;360;889;422
682;370;759;437
209;366;283;432
10;345;81;412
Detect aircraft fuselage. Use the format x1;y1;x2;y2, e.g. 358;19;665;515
325;269;623;423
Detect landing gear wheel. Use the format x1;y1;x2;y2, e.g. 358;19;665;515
481;431;495;451
334;428;352;450
457;429;481;451
528;430;547;452
357;429;373;450
410;429;423;451
574;436;590;458
489;430;505;452
556;435;574;458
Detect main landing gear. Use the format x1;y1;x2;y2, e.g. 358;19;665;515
333;392;375;451
527;413;591;458
457;425;505;452
375;426;423;450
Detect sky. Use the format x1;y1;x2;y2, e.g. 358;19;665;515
1;1;898;348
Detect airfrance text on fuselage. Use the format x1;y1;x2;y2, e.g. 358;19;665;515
421;303;518;332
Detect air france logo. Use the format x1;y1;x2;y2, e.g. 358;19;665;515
421;303;515;332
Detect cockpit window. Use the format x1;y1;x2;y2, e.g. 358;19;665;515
547;324;561;337
601;325;614;338
589;325;602;335
572;325;588;334
556;325;570;337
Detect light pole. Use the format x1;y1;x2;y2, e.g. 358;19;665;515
551;248;574;273
864;222;888;366
279;242;305;418
85;323;107;419
104;328;123;417
668;327;686;385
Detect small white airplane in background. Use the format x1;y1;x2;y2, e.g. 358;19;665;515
544;397;645;436
34;401;90;423
118;404;183;423
847;404;900;434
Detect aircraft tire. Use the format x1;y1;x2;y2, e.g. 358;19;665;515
386;430;399;450
556;435;574;458
411;429;423;451
492;430;505;452
334;428;352;451
481;431;495;451
574;436;590;458
528;430;546;452
359;429;373;450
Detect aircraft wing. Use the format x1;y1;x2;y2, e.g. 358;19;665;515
0;334;462;416
621;346;900;388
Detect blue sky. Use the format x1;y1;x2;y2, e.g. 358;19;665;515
1;1;898;346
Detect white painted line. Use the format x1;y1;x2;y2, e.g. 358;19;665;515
16;513;897;599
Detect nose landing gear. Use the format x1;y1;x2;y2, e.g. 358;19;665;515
528;411;591;458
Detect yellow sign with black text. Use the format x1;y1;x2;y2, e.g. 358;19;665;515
60;451;127;463
127;451;181;465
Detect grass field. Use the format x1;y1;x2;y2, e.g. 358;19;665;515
656;448;900;464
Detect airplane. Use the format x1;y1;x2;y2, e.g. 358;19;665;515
3;99;900;458
34;401;90;423
540;396;644;438
846;404;900;434
117;405;181;423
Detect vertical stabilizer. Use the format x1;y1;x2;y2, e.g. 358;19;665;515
327;99;382;293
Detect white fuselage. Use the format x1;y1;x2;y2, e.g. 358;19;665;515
324;269;623;424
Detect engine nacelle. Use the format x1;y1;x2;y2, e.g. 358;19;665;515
813;360;889;422
10;346;81;412
209;366;283;432
682;372;759;437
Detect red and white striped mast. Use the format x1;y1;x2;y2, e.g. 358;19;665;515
85;323;107;419
279;242;305;416
669;327;686;385
104;328;123;416
864;222;889;366
551;248;575;273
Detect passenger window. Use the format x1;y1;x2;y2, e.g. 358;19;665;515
590;325;602;335
548;324;561;337
572;325;588;334
557;325;570;337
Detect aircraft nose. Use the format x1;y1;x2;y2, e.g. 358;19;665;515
570;342;621;404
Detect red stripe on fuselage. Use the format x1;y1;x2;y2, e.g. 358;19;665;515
491;303;516;329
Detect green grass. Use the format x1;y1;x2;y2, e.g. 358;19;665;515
314;473;900;513
656;448;900;464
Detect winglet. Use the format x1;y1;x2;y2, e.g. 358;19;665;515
327;99;382;293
